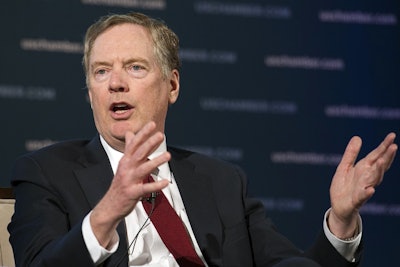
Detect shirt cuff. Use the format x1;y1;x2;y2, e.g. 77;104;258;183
82;211;119;264
323;208;362;262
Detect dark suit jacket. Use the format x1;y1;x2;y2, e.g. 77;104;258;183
8;135;361;267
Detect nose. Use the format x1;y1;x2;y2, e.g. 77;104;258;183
109;70;129;93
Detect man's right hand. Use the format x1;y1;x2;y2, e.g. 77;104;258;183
90;121;170;248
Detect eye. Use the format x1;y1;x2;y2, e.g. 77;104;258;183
93;68;109;82
127;64;147;78
95;69;106;75
130;65;145;71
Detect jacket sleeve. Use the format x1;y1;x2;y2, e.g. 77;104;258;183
8;155;96;267
221;165;362;267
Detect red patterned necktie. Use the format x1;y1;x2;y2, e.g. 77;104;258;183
142;176;205;267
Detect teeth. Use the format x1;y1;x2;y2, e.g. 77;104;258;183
113;104;129;113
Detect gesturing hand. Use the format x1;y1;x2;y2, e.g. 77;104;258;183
91;121;170;247
328;132;397;239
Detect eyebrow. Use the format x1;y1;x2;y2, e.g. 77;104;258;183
90;57;151;71
90;61;111;70
123;57;150;66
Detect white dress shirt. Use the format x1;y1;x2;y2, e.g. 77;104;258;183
82;136;208;266
82;135;362;265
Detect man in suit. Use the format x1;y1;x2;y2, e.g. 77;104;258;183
9;12;397;267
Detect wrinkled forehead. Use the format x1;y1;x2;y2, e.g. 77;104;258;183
89;24;156;66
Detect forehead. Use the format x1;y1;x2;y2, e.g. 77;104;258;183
90;23;154;63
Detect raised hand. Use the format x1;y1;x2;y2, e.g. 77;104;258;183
328;133;397;238
91;121;170;247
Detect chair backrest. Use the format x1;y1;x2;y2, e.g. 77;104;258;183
0;187;15;267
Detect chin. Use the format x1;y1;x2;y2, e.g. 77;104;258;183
111;121;141;136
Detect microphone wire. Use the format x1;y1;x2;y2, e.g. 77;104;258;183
114;196;156;267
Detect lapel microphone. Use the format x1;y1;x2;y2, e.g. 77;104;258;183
146;192;158;203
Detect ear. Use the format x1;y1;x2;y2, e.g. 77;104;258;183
168;69;180;105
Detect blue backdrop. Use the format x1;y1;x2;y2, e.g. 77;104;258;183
1;1;399;266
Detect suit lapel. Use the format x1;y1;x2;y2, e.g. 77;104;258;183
73;136;113;207
73;136;128;267
168;148;222;262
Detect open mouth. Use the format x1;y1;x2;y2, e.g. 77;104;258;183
111;103;132;114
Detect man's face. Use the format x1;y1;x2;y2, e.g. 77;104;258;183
87;23;179;152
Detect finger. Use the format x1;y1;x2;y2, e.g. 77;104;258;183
374;158;386;186
365;141;397;187
124;121;157;156
118;151;171;184
134;151;171;178
124;131;135;147
360;186;376;204
124;122;165;162
337;136;362;171
132;132;165;162
365;132;396;164
376;142;398;173
141;179;169;196
384;143;398;171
